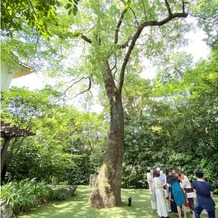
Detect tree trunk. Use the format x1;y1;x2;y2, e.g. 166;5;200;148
1;138;10;175
89;83;124;208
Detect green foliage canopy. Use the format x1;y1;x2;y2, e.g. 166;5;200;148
1;0;80;37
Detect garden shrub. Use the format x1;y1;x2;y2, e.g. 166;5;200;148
0;178;53;214
61;154;97;185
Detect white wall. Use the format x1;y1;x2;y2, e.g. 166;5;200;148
1;62;32;91
1;64;15;91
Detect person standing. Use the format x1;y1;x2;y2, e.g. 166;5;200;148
192;169;216;218
170;172;187;218
160;170;171;212
147;168;156;212
153;170;169;218
180;171;195;217
166;169;178;215
168;185;178;215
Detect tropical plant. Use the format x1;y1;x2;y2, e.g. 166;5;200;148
1;179;53;214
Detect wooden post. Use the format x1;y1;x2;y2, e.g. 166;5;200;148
1;137;11;175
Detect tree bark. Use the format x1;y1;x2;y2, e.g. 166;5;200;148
89;96;124;208
89;62;124;208
1;138;10;175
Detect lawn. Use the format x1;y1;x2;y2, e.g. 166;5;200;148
18;186;218;218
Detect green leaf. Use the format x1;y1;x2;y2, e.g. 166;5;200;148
73;5;78;15
65;3;72;9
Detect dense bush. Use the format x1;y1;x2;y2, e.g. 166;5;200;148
122;117;166;188
5;140;76;184
0;179;53;214
5;142;102;186
122;167;148;188
61;154;99;185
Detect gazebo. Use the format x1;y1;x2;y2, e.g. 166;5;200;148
1;55;35;176
0;121;35;175
1;54;32;91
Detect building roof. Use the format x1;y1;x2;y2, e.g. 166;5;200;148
10;53;33;78
0;121;35;139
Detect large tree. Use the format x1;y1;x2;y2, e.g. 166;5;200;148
2;0;216;208
66;0;189;208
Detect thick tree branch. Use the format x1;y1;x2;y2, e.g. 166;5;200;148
103;61;117;103
182;0;186;13
111;55;118;78
165;0;172;15
118;10;188;94
114;8;128;44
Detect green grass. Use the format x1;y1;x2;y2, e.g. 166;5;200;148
18;186;218;218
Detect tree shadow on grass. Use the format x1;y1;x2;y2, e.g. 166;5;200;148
18;186;217;218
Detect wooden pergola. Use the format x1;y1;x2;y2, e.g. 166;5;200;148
0;121;35;174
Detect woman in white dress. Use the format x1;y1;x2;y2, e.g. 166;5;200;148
153;170;169;218
148;168;156;212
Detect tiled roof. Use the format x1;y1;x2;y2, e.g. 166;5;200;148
9;53;33;78
0;121;35;138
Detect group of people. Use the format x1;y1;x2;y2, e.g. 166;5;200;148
147;168;216;218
